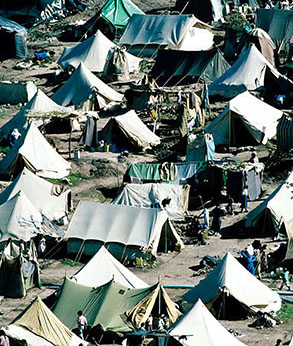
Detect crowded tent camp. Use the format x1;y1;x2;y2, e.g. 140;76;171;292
0;0;292;345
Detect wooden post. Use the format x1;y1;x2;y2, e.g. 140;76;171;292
69;119;72;159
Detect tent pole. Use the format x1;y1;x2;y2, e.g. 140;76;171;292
68;119;72;159
165;223;168;253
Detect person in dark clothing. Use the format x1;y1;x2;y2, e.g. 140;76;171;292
226;195;234;215
211;204;223;235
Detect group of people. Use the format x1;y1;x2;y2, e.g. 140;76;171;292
241;241;268;278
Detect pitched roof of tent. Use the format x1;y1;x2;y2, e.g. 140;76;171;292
72;245;148;288
5;297;88;346
65;201;183;256
100;0;144;29
0;167;70;221
169;299;247;346
256;9;293;50
99;110;160;150
53;277;180;332
119;14;212;48
208;44;287;98
205;91;283;146
0;191;44;242
0;122;71;180
0;89;72;137
52;62;123;108
245;172;293;233
58;30;141;73
151;48;230;86
112;183;187;220
182;252;281;314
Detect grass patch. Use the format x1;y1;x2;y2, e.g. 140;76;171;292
61;259;80;267
277;302;293;324
0;146;10;154
47;173;83;187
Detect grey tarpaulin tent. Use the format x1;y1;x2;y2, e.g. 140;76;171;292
0;16;27;58
151;48;230;86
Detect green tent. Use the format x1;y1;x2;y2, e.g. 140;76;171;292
100;0;144;30
53;277;181;332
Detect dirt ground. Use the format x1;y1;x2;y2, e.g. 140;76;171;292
0;1;292;345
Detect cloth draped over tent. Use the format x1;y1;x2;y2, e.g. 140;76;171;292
205;91;283;146
0;167;71;221
0;89;73;137
112;183;190;220
182;252;281;318
0;239;40;298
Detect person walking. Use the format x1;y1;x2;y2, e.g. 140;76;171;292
211;204;223;235
77;310;88;340
240;185;248;212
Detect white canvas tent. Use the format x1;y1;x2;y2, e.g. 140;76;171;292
72;245;148;288
0;122;71;180
2;297;88;346
245;172;293;235
65;202;184;258
169;299;247;346
119;14;213;56
0;191;51;242
209;44;290;98
285;220;293;261
205;91;283;146
0;167;71;221
100;110;160;150
52;63;123;109
0;89;73;137
58;30;141;73
112;183;189;220
182;252;281;317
